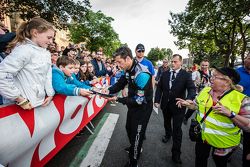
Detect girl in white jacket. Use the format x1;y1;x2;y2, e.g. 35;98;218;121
0;17;55;109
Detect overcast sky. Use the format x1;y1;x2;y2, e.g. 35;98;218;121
90;0;189;57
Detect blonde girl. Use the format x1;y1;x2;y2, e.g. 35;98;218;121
0;17;55;109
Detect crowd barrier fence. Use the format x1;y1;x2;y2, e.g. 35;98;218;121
0;94;107;167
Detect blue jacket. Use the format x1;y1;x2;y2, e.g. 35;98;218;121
237;66;250;96
139;57;155;75
91;59;106;77
52;67;91;96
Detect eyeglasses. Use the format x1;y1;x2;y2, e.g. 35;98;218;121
88;66;93;68
211;75;227;80
137;50;145;53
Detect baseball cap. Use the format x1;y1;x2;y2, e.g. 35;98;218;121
135;43;145;52
213;66;240;84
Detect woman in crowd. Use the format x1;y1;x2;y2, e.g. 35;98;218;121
78;61;88;82
86;62;96;81
176;67;250;167
76;60;98;86
0;17;55;109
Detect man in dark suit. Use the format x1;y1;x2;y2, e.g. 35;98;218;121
91;51;107;77
154;54;196;164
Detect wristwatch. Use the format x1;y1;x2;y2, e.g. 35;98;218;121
228;111;236;119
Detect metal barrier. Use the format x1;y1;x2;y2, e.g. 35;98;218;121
0;94;107;167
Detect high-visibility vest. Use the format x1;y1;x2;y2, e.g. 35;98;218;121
196;87;245;148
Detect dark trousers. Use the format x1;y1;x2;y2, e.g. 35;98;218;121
243;131;250;167
162;102;185;156
195;141;233;167
126;101;152;165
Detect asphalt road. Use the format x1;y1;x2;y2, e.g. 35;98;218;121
46;102;243;167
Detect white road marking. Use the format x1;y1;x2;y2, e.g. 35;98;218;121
80;113;119;167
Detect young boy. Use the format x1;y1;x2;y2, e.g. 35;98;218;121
52;56;92;96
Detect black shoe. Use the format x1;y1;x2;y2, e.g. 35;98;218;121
124;147;143;154
162;136;171;143
172;155;182;164
183;117;188;125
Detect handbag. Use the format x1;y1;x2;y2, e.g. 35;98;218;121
189;118;203;142
189;89;233;142
189;108;212;142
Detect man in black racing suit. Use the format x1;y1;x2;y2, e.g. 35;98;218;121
103;46;153;167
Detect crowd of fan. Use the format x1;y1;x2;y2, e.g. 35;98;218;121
1;17;250;167
0;40;125;105
48;43;124;98
0;17;124;107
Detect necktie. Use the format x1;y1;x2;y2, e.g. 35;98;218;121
172;71;176;82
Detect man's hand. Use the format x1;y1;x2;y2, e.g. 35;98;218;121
176;98;194;108
42;96;53;107
104;96;117;102
122;88;127;97
101;88;110;94
154;103;160;108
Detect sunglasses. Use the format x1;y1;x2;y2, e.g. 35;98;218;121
137;50;145;53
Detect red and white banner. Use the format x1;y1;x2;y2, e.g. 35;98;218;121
0;94;107;167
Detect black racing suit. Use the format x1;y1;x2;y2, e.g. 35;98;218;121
108;59;153;166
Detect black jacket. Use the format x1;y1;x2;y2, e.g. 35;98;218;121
91;59;107;77
109;59;153;107
155;65;169;81
154;69;196;110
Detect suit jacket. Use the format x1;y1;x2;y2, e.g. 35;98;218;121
154;69;196;111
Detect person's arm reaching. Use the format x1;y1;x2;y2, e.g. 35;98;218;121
108;74;128;94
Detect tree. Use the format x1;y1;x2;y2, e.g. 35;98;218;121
69;10;121;56
169;0;250;67
147;47;173;65
163;48;173;60
0;0;90;29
